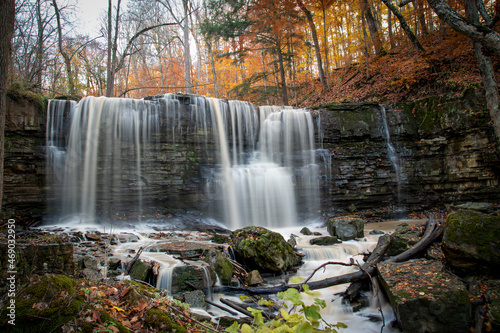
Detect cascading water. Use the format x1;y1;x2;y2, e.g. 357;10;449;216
379;105;403;210
45;94;324;229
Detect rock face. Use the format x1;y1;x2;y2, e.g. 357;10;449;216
318;95;500;213
377;259;471;333
326;217;364;240
442;209;500;276
3;93;499;221
230;226;302;273
171;265;216;294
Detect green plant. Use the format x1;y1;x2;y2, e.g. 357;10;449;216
226;279;347;333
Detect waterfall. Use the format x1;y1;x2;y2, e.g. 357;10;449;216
45;95;324;228
379;105;403;210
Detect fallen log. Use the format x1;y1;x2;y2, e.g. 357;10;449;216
212;215;442;295
343;233;391;302
220;298;254;318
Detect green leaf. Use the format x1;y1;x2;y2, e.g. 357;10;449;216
302;284;320;297
313;298;326;308
280;308;290;320
241;323;254;333
303;305;322;323
226;321;240;333
240;295;250;301
294;321;313;333
248;307;265;326
289;276;306;284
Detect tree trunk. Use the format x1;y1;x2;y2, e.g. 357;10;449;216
322;7;330;85
35;0;44;89
463;0;500;144
383;0;425;52
427;0;500;56
297;0;326;88
0;0;15;213
362;0;384;55
106;0;113;96
52;0;75;95
362;12;371;79
207;39;218;98
183;0;192;94
276;36;289;106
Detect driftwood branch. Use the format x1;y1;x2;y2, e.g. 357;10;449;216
212;215;442;295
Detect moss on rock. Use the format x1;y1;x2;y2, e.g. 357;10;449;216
230;226;302;273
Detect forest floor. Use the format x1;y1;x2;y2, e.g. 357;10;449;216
296;29;499;108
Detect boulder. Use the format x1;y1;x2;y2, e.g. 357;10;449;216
203;248;233;285
443;209;500;276
246;270;263;286
183;290;207;309
300;227;313;235
377;259;471;333
385;223;422;256
129;259;151;282
171;265;216;294
327;217;364;240
230;226;302;273
310;236;342;246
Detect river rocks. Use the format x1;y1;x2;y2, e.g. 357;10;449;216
230;226;302;273
300;227;313;235
310;236;342;246
386;223;422;256
183;290;207;309
377;259;471;333
442;209;500;277
327;217;364;240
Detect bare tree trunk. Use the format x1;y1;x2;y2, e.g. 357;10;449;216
388;9;396;49
106;0;113;96
0;0;15;213
183;0;192;94
383;0;425;52
35;0;44;89
464;0;500;144
362;12;371;79
322;7;330;85
297;0;326;88
276;36;288;106
52;0;75;95
362;0;383;55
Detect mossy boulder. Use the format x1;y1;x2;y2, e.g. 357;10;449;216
230;226;302;273
443;209;500;277
386;223;422;256
146;307;187;332
327;217;364;240
0;275;86;333
377;259;471;333
310;236;342;246
128;259;151;281
203;248;233;285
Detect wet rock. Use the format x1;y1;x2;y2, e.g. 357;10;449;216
203;248;233;285
171;265;216;294
85;232;101;241
327;216;364;240
369;229;385;235
486;280;500;331
300;227;313;235
287;236;297;248
129;259;151;282
310;236;342;246
116;233;140;243
443;209;500;277
211;234;230;244
246;270;263;286
377;259;471;333
230;226;302;273
81;268;102;281
183;290;207;309
386;223;422;256
108;258;122;271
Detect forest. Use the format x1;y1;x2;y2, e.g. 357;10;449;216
5;0;499;106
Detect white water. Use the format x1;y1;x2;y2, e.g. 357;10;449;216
379;105;403;210
46;95;323;229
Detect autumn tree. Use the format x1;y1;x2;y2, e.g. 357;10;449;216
425;0;500;143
